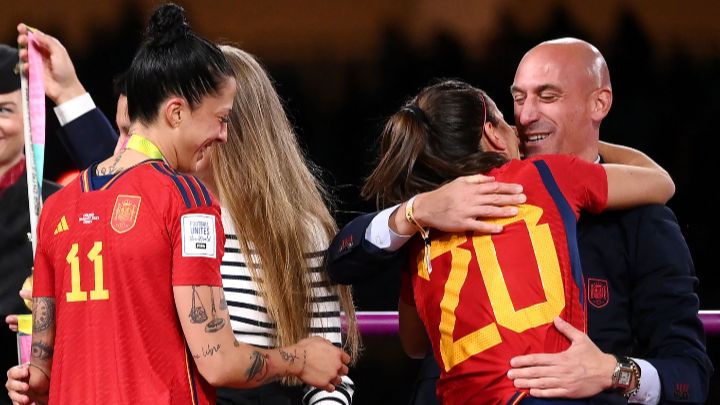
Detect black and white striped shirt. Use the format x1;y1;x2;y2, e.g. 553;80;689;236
220;213;354;404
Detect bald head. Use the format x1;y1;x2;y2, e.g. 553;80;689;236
511;38;613;161
534;38;611;89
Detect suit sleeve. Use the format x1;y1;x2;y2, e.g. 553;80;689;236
57;108;118;169
326;212;408;284
628;205;712;404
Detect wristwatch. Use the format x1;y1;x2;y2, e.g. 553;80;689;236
611;355;641;398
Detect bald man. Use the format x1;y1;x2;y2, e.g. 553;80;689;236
326;38;711;405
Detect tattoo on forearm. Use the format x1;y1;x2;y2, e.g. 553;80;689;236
31;341;54;360
204;287;225;333
192;343;221;360
189;286;208;323
246;351;269;382
33;298;55;333
279;348;299;365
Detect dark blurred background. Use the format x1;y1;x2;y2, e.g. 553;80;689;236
3;1;719;403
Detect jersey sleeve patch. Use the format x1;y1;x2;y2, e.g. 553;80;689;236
181;214;216;258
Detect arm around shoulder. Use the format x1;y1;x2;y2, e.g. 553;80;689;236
601;142;675;208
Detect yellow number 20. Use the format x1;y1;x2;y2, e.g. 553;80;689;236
419;205;565;371
66;242;109;302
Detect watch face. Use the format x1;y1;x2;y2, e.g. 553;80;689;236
618;370;633;386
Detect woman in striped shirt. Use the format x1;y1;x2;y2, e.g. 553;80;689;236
197;46;360;405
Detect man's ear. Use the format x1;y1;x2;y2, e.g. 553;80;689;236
163;97;186;129
481;121;507;153
591;88;612;121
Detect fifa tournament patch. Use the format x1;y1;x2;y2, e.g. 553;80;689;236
181;214;216;258
111;195;141;234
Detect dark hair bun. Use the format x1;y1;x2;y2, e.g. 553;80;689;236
146;3;190;48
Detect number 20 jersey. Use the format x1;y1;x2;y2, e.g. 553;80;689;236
401;155;608;405
33;161;225;405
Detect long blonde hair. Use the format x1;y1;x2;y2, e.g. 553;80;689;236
211;45;359;362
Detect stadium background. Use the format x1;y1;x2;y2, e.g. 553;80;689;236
2;1;719;403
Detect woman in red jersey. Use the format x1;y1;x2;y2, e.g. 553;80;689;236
361;80;674;405
20;4;348;405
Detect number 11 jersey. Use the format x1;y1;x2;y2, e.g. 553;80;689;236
33;161;225;405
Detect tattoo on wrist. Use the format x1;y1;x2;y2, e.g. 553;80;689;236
279;348;299;365
246;351;269;382
33;298;55;333
31;341;54;360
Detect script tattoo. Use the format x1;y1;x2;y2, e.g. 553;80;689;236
246;351;269;382
193;343;221;360
279;348;299;365
33;298;55;333
98;150;125;176
31;341;54;360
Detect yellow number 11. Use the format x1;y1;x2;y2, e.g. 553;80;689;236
66;242;109;302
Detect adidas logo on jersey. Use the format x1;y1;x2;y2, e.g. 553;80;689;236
54;216;69;235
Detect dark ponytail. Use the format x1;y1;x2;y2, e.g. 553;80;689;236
126;3;233;124
362;80;508;206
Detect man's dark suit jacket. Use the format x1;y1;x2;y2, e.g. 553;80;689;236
327;205;713;404
56;107;118;168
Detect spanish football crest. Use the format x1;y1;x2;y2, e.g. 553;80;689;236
111;195;141;234
587;278;609;308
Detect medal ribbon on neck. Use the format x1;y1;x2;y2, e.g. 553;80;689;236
126;134;165;161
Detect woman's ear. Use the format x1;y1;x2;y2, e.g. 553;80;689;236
480;121;507;153
163;97;185;129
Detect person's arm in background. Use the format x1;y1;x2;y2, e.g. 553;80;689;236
17;24;117;169
327;175;525;284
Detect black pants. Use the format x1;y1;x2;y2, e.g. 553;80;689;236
217;383;304;405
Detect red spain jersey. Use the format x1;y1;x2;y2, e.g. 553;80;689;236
33;161;225;405
401;155;607;405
